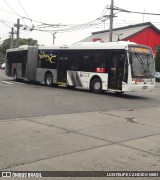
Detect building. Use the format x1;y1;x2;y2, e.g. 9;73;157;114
80;22;160;55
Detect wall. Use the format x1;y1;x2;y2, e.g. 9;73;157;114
124;27;160;55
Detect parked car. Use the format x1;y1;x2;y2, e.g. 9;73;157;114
1;63;5;69
155;72;160;82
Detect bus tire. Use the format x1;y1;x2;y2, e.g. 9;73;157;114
90;78;103;94
115;91;124;95
67;85;75;89
53;83;58;87
45;73;53;87
13;70;17;81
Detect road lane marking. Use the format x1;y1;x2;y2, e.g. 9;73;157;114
1;81;14;84
0;80;25;85
13;81;24;84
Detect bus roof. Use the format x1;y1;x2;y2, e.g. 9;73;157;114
6;41;151;52
38;41;137;50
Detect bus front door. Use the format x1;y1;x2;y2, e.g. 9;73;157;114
108;52;125;90
57;52;69;83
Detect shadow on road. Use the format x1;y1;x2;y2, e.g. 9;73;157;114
6;78;152;100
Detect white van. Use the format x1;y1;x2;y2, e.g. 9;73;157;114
1;63;5;69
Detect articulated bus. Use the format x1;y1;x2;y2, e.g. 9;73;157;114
5;41;155;94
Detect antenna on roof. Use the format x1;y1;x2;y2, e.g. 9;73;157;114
115;33;123;41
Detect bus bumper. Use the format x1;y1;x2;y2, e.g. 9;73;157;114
122;84;155;92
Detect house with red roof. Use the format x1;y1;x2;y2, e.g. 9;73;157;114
80;22;160;55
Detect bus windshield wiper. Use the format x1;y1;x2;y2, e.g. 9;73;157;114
134;54;146;76
135;54;144;66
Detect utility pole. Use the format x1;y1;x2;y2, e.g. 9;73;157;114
109;0;114;42
16;18;20;48
10;27;14;48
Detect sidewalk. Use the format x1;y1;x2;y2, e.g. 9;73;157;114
0;106;160;179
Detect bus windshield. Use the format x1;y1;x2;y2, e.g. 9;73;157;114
130;52;155;78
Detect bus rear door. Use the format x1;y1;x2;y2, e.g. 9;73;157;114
57;51;69;83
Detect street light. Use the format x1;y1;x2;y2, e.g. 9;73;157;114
115;33;123;41
52;32;56;45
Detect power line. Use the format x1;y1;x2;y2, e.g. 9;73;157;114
17;0;30;18
3;0;21;17
30;4;111;33
0;20;12;28
0;8;17;16
0;19;15;26
0;2;109;33
3;0;27;26
33;16;110;33
0;1;111;33
17;0;34;27
1;2;160;41
0;32;9;37
127;10;160;16
0;7;66;29
112;6;160;16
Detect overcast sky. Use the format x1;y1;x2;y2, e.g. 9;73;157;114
0;0;160;46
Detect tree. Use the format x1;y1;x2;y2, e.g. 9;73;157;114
155;48;160;72
0;38;38;63
0;52;5;64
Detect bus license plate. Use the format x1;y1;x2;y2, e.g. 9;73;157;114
143;86;148;89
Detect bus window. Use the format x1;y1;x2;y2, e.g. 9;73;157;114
69;51;80;71
80;52;92;72
38;50;57;69
21;51;28;63
93;51;108;73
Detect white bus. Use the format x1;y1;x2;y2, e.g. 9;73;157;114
5;41;155;94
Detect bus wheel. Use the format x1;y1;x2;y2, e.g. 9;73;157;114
67;85;75;89
53;83;58;87
90;78;103;94
13;70;17;81
45;73;53;87
115;91;124;95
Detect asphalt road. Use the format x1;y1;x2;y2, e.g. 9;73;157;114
0;69;160;120
1;69;160;180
